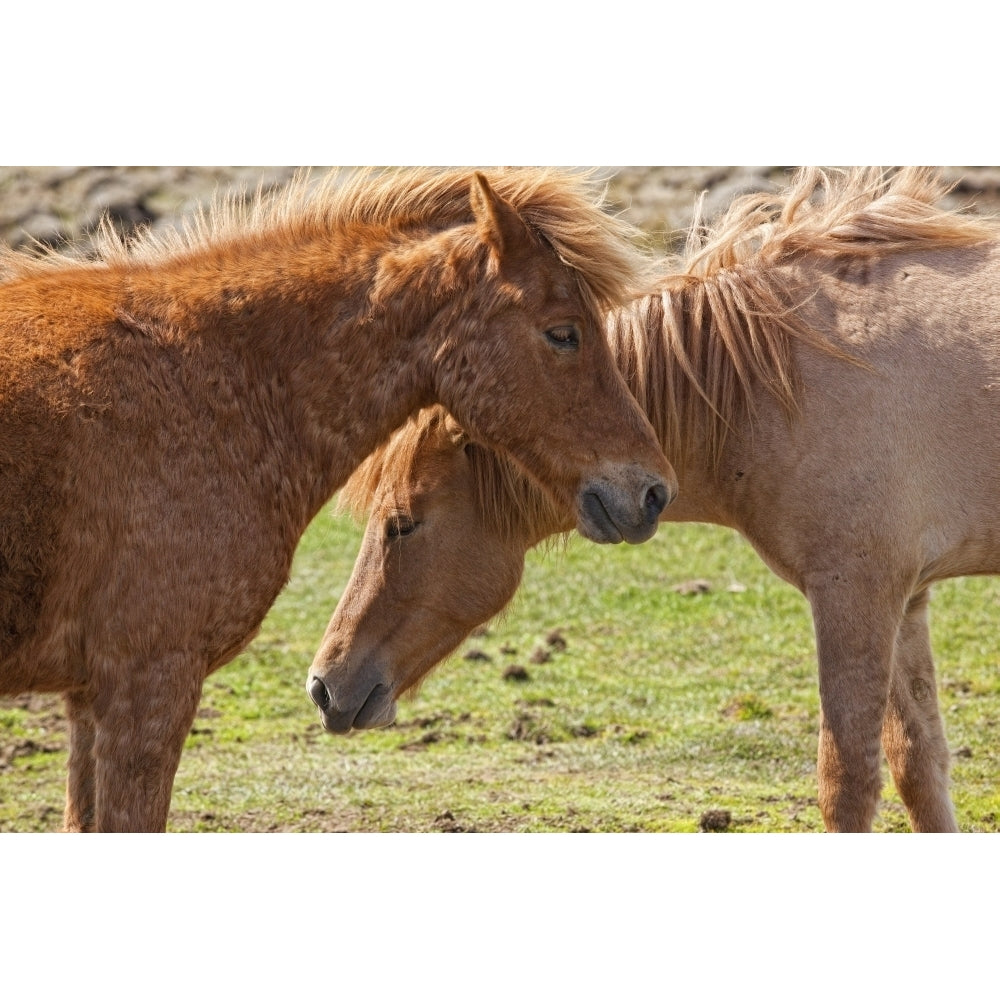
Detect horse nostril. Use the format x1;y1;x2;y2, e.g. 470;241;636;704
309;676;331;711
644;481;669;521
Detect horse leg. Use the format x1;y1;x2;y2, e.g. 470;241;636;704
881;589;958;832
64;692;97;832
808;579;902;832
90;654;205;832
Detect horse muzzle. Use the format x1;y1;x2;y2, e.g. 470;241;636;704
307;671;397;733
576;469;675;544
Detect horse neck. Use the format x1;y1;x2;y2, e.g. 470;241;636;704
122;223;476;512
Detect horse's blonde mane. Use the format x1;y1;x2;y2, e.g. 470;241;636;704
348;166;1000;538
464;441;566;546
338;409;439;523
684;166;992;270
0;167;652;310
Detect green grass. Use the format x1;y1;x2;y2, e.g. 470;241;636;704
1;503;998;832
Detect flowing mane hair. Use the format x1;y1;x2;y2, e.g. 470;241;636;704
0;166;654;312
343;166;999;539
611;166;997;473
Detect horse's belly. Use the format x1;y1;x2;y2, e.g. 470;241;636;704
920;531;1000;587
0;640;77;695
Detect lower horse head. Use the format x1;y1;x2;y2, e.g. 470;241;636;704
308;407;560;732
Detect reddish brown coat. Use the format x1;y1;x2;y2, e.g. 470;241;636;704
0;167;673;831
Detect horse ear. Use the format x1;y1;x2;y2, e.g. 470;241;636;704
443;413;470;448
470;172;532;260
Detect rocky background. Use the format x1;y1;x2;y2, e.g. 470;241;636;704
4;165;1000;257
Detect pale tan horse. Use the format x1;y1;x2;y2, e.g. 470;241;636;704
0;167;674;832
316;166;1000;832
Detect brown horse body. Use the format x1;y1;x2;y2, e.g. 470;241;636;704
0;167;672;831
319;167;1000;832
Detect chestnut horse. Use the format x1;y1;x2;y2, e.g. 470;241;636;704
316;166;1000;832
0;167;674;832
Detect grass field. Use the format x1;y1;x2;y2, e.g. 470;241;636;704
2;500;999;833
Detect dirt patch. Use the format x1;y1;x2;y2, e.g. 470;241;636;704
545;629;567;651
432;809;471;832
699;809;733;832
507;712;552;744
502;664;530;682
398;731;445;751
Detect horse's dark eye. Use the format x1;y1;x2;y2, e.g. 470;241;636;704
386;515;417;540
544;324;580;349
